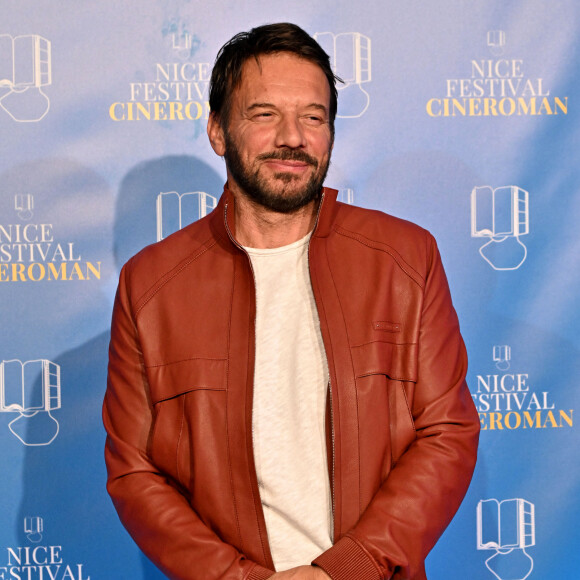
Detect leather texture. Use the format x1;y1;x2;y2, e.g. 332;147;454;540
103;186;480;580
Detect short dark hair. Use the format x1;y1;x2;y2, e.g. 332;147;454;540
209;23;339;133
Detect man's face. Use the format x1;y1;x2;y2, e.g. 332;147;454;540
210;52;333;213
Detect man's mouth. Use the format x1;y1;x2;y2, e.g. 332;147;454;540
256;150;318;169
264;159;311;173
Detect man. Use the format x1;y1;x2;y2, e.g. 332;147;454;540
104;23;479;580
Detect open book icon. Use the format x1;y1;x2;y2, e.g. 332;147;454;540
156;191;217;241
15;193;34;220
471;186;529;270
477;498;535;580
0;359;60;445
493;345;511;371
477;498;535;550
313;32;371;118
0;34;51;122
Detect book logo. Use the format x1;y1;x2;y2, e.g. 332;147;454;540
0;359;61;446
477;498;535;580
0;34;51;122
163;18;201;61
24;517;43;543
493;345;511;371
15;194;34;221
156;191;217;241
487;30;506;56
313;32;371;118
471;185;529;270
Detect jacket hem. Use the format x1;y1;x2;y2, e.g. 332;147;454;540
246;563;275;580
313;535;383;580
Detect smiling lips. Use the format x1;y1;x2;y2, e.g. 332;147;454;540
257;150;319;175
264;159;311;173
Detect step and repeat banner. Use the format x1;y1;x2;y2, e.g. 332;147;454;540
1;1;578;578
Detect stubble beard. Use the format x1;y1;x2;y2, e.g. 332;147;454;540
223;130;331;214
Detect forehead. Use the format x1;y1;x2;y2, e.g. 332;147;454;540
233;52;331;109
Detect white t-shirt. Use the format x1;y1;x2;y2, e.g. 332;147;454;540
245;232;333;571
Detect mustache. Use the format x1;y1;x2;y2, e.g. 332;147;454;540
255;149;319;168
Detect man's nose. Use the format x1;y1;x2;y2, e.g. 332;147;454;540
274;115;306;149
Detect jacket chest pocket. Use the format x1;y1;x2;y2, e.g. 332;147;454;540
146;358;228;490
351;340;418;466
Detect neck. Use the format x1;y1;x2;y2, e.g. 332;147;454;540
230;187;320;249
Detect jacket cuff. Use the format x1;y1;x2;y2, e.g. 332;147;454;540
313;535;382;580
246;563;275;580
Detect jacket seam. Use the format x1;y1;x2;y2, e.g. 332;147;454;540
351;339;417;349
133;238;217;316
355;374;362;516
357;371;416;382
225;255;245;555
145;356;227;369
153;386;227;405
175;395;186;481
333;224;426;289
401;384;417;435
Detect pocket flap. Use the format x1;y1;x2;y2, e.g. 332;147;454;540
147;357;227;404
351;340;417;382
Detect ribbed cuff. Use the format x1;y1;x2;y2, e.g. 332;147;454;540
313;535;382;580
246;563;275;580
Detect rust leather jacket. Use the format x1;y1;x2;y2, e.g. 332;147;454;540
104;186;480;580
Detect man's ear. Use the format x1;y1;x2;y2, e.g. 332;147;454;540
207;112;226;157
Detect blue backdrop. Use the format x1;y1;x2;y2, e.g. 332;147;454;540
1;1;578;578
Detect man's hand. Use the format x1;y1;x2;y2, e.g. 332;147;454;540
270;565;331;579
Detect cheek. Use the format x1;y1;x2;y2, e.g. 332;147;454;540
241;133;275;162
309;131;333;157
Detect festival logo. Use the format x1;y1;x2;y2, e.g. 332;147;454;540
0;193;102;283
164;20;200;61
0;517;91;579
313;32;371;118
0;34;51;122
15;194;34;221
426;32;568;117
472;346;573;431
156;190;217;241
493;345;511;371
477;498;535;580
471;185;529;271
24;517;43;544
487;30;506;56
109;21;210;123
0;359;61;446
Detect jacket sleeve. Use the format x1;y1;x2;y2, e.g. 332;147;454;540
313;233;480;580
103;261;274;580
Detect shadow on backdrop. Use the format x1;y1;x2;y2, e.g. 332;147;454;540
17;155;223;579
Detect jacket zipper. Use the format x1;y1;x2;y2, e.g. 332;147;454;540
306;192;336;542
226;193;336;549
223;202;273;565
328;378;336;541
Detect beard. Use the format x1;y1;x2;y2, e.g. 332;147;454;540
223;131;330;214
